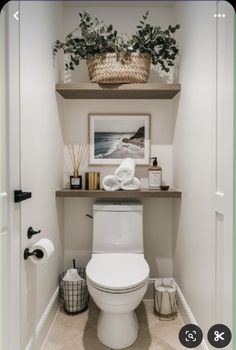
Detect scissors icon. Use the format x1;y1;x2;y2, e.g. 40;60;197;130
214;331;225;342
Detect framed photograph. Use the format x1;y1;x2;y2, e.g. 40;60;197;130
89;114;150;165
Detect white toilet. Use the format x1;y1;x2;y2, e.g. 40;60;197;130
86;200;150;349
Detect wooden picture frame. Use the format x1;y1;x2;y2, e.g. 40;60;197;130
89;113;150;165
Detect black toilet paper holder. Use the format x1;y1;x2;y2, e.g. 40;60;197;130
24;248;44;260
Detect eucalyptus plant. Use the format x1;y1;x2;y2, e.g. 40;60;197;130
53;11;180;72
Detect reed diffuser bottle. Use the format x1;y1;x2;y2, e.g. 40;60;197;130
67;144;87;189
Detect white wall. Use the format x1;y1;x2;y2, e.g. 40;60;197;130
19;2;64;349
173;0;234;342
62;2;179;278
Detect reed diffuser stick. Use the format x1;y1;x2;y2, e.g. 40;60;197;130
67;144;87;175
76;144;87;171
67;145;75;171
76;145;82;171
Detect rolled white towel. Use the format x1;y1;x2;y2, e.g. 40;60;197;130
120;177;141;191
114;158;135;182
102;175;120;191
63;269;84;282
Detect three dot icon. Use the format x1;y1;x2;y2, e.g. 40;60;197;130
214;13;226;17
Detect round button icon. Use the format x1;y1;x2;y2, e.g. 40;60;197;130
179;324;203;348
208;324;231;348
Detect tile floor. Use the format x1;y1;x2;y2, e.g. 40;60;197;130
42;300;184;350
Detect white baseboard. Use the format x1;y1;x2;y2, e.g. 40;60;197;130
176;284;209;350
25;287;59;350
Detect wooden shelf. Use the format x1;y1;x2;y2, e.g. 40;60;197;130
55;83;181;99
55;188;182;198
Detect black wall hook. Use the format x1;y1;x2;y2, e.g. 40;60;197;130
27;227;41;239
14;190;32;203
24;248;44;260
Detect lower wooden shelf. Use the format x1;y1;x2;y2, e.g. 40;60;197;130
55;188;182;198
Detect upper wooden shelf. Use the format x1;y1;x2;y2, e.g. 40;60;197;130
55;188;182;198
55;83;181;99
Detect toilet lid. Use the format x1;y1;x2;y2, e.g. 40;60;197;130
86;254;149;291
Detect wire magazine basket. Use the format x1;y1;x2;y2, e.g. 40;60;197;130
59;265;89;315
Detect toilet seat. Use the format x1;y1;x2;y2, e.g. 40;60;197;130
87;279;148;294
86;253;149;293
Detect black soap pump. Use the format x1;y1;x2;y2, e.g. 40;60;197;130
149;157;162;189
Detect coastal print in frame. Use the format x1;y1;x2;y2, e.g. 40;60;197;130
89;114;150;165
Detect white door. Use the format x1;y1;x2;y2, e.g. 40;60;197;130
3;3;64;349
0;10;8;349
214;1;234;328
1;2;21;350
19;2;64;349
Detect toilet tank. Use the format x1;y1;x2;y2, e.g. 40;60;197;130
93;200;143;253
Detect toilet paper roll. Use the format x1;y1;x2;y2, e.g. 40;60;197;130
155;286;176;315
29;238;55;264
154;279;177;316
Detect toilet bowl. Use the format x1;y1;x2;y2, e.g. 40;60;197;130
86;253;149;349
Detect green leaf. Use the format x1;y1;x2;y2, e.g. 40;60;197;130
107;24;113;32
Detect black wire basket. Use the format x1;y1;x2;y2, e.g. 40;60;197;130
59;266;89;315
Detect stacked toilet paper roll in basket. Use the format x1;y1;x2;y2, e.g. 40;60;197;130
102;158;141;191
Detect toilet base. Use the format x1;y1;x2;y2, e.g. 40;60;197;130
97;310;138;349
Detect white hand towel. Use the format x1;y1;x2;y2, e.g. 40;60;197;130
114;158;135;182
63;268;84;282
120;177;141;191
102;175;121;191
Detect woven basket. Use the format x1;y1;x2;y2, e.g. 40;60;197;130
86;52;151;84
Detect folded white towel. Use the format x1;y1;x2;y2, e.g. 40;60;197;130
63;268;84;282
102;175;121;191
114;158;135;182
121;177;141;191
